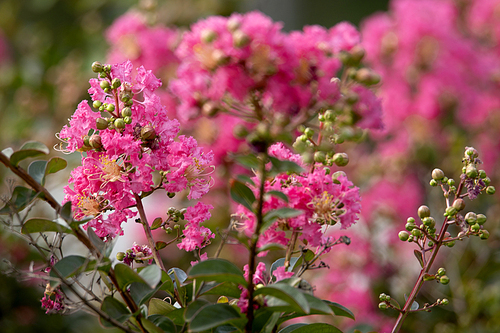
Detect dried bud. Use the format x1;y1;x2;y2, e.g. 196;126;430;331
418;205;431;218
141;124;156;141
89;134;103;150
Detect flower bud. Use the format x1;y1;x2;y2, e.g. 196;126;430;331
124;116;132;124
201;29;217;43
398;231;410;241
378;302;388;310
440;298;449;305
471;223;480;232
437;268;446;276
486;186;496;195
429;179;438;186
89;134;103;150
422;217;435;228
355;68;381;85
465;212;477;224
452;199;465;211
100;80;110;90
479;230;490;240
431;168;445;180
445;206;457;216
92;61;104;73
304;128;314;138
466;165;478;178
407;217;415;223
83;135;91;147
96;118;109;130
350;45;365;64
141;124;156;141
201;101;219;117
92;100;102;109
447;178;455;186
479;170;487;179
405;222;415;231
233;30;250;48
332;171;346;184
476;213;487;225
114;118;125;129
106;103;115;112
418;205;431;218
439;275;450;285
411;228;422;237
445;240;455;247
116;252;125;261
333;153;349;167
111;78;121;89
484;177;491;186
314;151;326;163
465;147;478;158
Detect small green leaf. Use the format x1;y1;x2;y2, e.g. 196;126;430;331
0;186;38;215
168;267;188;287
10;141;49;166
323;301;355;319
100;296;131;328
189;303;243;332
21;218;72;234
280;323;342;333
184;299;210;322
254;284;310;313
114;263;147;290
266;190;289;203
60;201;73;221
139;265;162;289
49;255;88;287
148;298;177;316
230;180;256;212
151;217;163;230
148;315;177;333
188;259;246;286
232;154;261;170
198;281;242;299
88;227;106;252
215;325;240;333
28;160;47;185
129;282;155;306
414;250;424;268
261;208;303;232
156;241;167;250
45;157;67;176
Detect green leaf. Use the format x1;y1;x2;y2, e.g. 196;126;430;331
0;186;38;215
165;308;186;326
198;281;242;299
414;250;424;268
323;301;355;319
269;156;304;175
100;296;131;328
45;157;67;176
168;267;188;287
151;217;163;230
254;284;310;313
156;241;167;250
60;201;73;222
411;300;419;311
10;141;49;166
148;298;177;316
236;174;255;186
129;282;155;306
188;259;246;286
21;218;72;234
266;190;289;203
184;299;210;322
88;227;105;252
279;323;342;333
139;265;162;289
230;180;256;212
28;160;47;185
253;310;281;333
49;255;87;287
261;208;303;233
215;325;240;333
137;317;164;333
303;294;334;315
189;303;243;332
232;154;261;170
148;315;177;333
279;324;307;333
114;263;147;290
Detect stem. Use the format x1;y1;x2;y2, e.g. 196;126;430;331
245;150;268;333
133;193;166;272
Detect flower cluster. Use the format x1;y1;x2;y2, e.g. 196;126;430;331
117;243;153;266
58;61;214;238
41;287;65;314
234;143;361;252
177;202;215;252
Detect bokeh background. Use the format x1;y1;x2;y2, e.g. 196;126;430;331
5;0;500;333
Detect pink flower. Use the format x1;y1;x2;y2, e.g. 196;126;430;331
177;202;214;252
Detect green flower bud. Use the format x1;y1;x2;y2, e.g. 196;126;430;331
324;109;335;121
83;135;91;147
100;80;110;89
116;252;125;261
399;231;410;241
447;178;455;186
418;205;431;218
465;147;478;158
484;177;491;186
476;213;487;225
92;61;104;73
465;212;477;225
440;298;449;305
445;240;455;247
440;275;450;285
318;114;326;122
479;230;490;240
411;228;422;237
173;224;180;229
379;293;387;301
431;168;445;180
332;171;347;184
111;78;121;89
405;222;415;231
124;116;132;124
471;223;480;232
445;206;457;216
430;179;438;186
92;100;102;109
452;199;465;211
378;302;388;310
89;134;103;150
333;153;349;167
201;29;218;43
304;128;314;138
114;118;125;129
165;227;173;234
466;165;478;178
486;186;496;195
479;170;487;179
106;103;115;112
422;217;436;228
437;268;446;276
355;68;381;85
442;176;449;183
407;217;415;223
96;118;109;130
314;151;326;163
233;30;250;48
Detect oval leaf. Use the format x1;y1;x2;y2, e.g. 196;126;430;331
151;217;163;230
230;180;256;212
0;186;38;215
254;284;310;314
184;299;210;322
188;259;246;286
114;263;147;290
266;190;289;203
232;154;261;170
139;264;162;289
148;315;177;333
28;160;47;185
10;141;49;166
21;218;71;234
100;296;131;328
49;255;87;287
189;303;243;332
148;298;177;316
45;157;67;175
323;301;355;319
